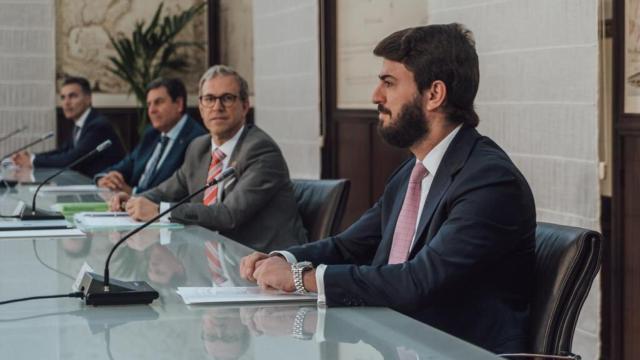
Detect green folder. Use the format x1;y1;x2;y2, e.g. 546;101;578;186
52;202;109;217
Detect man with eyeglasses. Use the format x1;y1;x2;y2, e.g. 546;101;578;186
110;65;307;252
95;78;206;194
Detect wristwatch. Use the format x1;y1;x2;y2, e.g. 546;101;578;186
291;307;314;340
291;261;313;295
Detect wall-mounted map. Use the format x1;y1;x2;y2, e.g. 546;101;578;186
56;0;206;100
625;0;640;113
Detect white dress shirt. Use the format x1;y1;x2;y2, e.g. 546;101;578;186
32;107;92;164
159;126;244;217
274;125;462;305
134;114;188;194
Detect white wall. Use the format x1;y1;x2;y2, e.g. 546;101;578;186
0;0;56;156
428;0;600;358
252;0;321;179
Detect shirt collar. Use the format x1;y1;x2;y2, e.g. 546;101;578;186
163;114;188;140
74;107;92;129
421;124;462;176
211;125;245;158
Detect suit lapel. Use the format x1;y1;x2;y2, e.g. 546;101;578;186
408;126;480;257
219;125;250;200
152;119;192;186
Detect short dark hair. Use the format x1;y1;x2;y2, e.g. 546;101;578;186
373;23;480;127
62;76;92;95
146;77;188;114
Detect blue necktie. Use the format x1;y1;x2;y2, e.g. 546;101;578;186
138;135;170;191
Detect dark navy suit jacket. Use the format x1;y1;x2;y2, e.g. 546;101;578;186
104;115;205;193
34;109;125;177
286;125;536;354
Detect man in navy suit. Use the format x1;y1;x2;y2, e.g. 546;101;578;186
95;78;206;194
11;77;125;177
240;24;536;354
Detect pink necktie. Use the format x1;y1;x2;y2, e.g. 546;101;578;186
388;161;428;264
203;149;226;206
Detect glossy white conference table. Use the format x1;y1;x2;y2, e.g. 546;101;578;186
0;169;500;359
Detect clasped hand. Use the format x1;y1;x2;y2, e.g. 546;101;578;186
108;192;159;221
240;252;297;292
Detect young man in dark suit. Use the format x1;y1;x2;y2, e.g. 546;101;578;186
95;78;206;194
11;77;125;177
240;24;536;354
109;65;307;253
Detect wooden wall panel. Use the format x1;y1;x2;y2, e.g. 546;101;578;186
336;118;372;228
621;135;640;360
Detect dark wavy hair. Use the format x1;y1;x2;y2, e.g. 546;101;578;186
373;23;480;127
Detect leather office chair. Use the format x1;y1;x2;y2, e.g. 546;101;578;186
500;222;602;360
291;179;350;242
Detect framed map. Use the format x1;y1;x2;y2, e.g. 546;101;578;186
625;0;640;113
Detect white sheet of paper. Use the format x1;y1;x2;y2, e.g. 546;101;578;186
177;287;317;305
33;185;105;193
0;228;85;238
74;212;182;230
0;219;71;230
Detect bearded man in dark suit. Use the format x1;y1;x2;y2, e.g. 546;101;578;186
241;24;536;354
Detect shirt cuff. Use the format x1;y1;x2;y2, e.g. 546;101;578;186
269;250;297;264
315;306;326;343
316;264;327;306
30;153;36;164
159;202;171;223
93;172;106;184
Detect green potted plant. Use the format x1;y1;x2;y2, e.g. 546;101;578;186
106;1;206;135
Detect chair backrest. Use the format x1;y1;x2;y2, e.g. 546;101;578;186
530;222;602;355
291;179;350;241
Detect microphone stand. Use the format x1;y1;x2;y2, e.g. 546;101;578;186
0;131;53;160
0;126;27;144
21;140;112;221
80;167;235;306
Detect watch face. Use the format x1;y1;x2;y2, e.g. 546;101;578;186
295;261;312;270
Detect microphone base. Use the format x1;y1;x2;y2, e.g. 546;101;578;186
20;208;65;221
80;272;159;306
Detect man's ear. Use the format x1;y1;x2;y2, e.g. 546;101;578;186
177;97;186;113
425;80;447;111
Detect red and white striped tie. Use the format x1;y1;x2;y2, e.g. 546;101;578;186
203;148;226;206
205;240;227;286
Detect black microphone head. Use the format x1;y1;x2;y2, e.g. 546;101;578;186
96;140;112;152
42;132;54;140
214;167;236;183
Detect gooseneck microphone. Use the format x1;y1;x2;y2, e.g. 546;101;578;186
0;125;27;144
21;139;113;221
80;167;236;306
1;131;53;160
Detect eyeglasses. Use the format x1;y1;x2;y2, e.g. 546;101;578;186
198;93;239;108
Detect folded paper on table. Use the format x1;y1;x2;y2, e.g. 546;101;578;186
0;219;72;231
176;286;317;305
74;212;183;231
0;228;85;239
33;185;106;193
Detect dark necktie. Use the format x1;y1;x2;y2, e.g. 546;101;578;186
138;135;170;191
72;125;81;146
